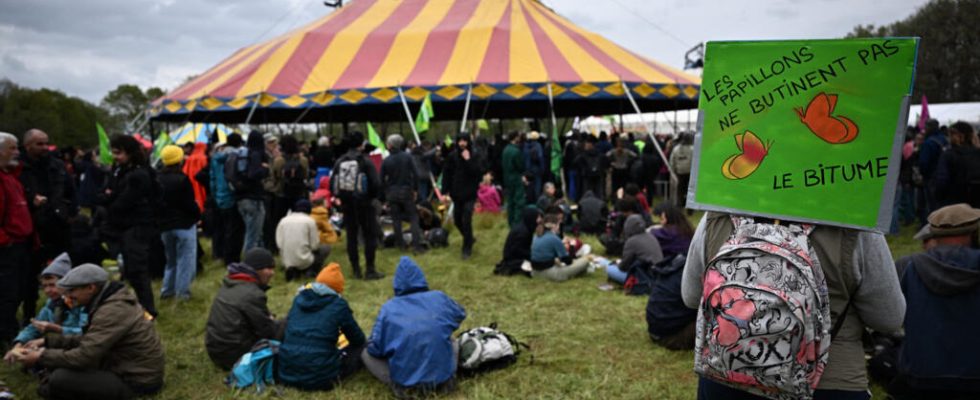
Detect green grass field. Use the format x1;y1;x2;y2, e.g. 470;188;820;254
2;212;923;399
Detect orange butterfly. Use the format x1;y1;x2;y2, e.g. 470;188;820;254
795;92;859;144
721;130;772;180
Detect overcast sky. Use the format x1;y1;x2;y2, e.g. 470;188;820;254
0;0;929;104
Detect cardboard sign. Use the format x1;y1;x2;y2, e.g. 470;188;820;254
688;38;919;231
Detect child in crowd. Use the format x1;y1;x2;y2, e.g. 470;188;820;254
311;197;339;244
476;173;502;213
3;253;88;364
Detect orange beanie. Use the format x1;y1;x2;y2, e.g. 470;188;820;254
316;263;345;294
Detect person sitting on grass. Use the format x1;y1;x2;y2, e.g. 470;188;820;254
278;262;366;391
205;248;283;370
14;264;165;399
3;253;88;363
529;214;592;282
362;256;466;398
276;199;331;282
606;214;663;284
495;207;542;276
310;196;339;244
651;204;694;259
476;172;502;214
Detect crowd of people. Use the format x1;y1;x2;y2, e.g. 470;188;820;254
0;117;977;399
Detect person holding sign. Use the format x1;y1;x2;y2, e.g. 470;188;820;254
683;38;918;400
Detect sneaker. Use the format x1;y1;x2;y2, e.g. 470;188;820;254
363;271;385;281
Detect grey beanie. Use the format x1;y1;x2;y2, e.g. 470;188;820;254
57;263;109;288
41;252;72;278
243;248;276;270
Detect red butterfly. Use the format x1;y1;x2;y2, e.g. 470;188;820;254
721;130;772;180
795;92;859;144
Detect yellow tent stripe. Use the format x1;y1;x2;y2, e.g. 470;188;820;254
438;0;509;85
188;38;287;99
523;2;615;82
529;1;697;83
508;0;547;83
300;0;401;94
235;11;345;98
368;0;454;88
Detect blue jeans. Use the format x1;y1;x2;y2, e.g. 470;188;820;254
238;198;265;252
606;265;628;284
697;377;870;400
160;227;197;299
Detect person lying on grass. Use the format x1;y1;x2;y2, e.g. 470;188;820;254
362;256;466;398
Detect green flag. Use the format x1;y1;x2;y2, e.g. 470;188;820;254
550;123;561;178
415;93;435;133
367;122;385;152
477;119;489;131
151;131;171;165
97;122;113;165
444;134;453;147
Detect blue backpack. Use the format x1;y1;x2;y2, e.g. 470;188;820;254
226;339;280;393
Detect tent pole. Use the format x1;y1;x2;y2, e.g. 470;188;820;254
245;92;262;125
620;81;673;178
397;86;422;146
460;83;473;134
398;86;443;202
545;83;566;197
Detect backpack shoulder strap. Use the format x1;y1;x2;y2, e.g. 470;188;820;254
703;212;734;257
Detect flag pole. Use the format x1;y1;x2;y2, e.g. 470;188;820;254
545;82;566;197
398;86;443;203
245;91;263;125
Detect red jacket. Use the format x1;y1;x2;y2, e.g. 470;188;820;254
0;168;33;245
182;143;208;212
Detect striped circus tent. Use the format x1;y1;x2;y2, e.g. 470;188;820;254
151;0;699;123
169;123;237;144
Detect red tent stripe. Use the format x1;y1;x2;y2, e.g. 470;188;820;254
475;1;512;84
167;45;262;100
623;47;696;84
210;39;290;97
266;0;376;95
519;0;580;82
403;0;482;86
529;3;647;83
332;1;426;90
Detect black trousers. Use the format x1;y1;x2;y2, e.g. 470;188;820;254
210;205;226;262
453;199;476;250
387;188;423;250
40;368;160;400
221;207;244;264
342;201;378;274
582;175;603;200
0;243;28;343
23;220;71;323
121;225;157;317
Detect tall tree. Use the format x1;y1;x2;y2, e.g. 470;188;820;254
100;83;164;132
846;0;980;102
0;79;110;148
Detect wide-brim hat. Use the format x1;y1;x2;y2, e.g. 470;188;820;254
916;203;980;241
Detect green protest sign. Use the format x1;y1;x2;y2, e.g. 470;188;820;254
688;38;918;231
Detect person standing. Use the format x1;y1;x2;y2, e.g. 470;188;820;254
332;132;384;280
605;136;637;195
18;129;73;325
669;132;694;209
157;145;201;301
501;131;526;228
104;135;158;318
576;135;606;200
232;131;270;253
0;132;33;348
442;133;484;259
933;121;980;208
381;134;424;254
270;135;310;253
918;119;948;216
523;131;545;201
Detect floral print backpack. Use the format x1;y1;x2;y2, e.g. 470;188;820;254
694;216;832;400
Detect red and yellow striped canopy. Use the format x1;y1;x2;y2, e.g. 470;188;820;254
151;0;700;122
